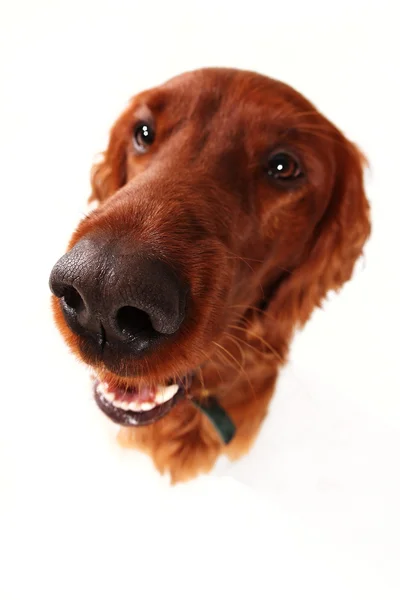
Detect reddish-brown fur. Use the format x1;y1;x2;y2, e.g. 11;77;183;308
52;68;370;482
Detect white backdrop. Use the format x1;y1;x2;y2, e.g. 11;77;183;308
1;1;399;598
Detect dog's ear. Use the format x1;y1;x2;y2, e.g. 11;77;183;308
270;136;371;327
88;109;132;204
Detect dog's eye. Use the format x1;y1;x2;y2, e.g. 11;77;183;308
266;151;303;182
133;122;155;153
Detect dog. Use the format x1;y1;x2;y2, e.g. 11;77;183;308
49;68;371;482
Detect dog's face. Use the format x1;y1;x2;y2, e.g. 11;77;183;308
50;68;370;428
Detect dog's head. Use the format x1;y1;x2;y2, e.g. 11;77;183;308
50;68;370;426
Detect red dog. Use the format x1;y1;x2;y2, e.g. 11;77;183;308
50;68;370;482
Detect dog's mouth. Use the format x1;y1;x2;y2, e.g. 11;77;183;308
93;375;191;426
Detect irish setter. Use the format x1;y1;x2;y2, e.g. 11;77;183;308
49;68;371;482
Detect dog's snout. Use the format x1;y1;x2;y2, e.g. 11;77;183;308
49;238;187;355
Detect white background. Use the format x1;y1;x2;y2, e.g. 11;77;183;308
1;1;399;598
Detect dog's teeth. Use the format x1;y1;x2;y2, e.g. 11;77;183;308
155;384;179;404
96;380;179;413
140;402;156;411
97;382;115;402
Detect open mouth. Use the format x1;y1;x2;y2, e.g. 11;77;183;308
94;376;191;426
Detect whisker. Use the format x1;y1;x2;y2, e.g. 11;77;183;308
229;324;285;364
198;349;226;387
220;333;251;390
212;346;238;372
225;254;265;264
212;341;257;402
213;347;247;394
228;304;281;327
195;363;207;398
224;250;257;273
224;331;270;362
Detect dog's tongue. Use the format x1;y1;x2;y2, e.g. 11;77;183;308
94;376;182;415
101;381;156;404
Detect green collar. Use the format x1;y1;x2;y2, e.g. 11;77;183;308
191;395;236;445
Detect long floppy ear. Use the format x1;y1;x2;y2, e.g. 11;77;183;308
88;108;132;204
270;137;371;328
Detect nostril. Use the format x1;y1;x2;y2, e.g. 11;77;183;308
61;285;84;312
116;306;156;339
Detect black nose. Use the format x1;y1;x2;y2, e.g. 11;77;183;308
49;238;187;355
